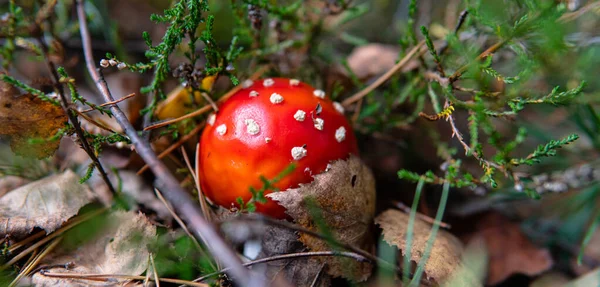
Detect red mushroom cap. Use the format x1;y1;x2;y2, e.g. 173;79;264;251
198;78;358;218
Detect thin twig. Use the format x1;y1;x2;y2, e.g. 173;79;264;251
225;214;395;271
559;1;600;22
79;92;135;113
447;40;507;83
74;109;117;133
35;35;116;195
137;122;205;175
193;251;367;283
76;2;254;284
341;41;426;107
38;271;209;287
144;67;268;131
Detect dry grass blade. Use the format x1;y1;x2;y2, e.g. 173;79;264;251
182;144;212;222
38;271;209;287
341;41;426;107
9;230;45;253
149;253;160;287
9;237;63;287
3;208;106;267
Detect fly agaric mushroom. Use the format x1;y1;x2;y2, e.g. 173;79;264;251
198;78;358;218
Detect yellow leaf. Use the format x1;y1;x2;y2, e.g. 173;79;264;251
0;78;67;158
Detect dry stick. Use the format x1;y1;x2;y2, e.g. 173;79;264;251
38;271;209;287
193;251;368;283
74;109;117;133
75;3;255;284
9;237;63;287
341;41;426;107
35;36;117;195
4;208;106;267
144;66;268;131
79;92;136;113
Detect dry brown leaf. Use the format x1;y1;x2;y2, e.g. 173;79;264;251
467;213;553;285
155;75;216;121
0;77;67;158
344;44;421;79
31;211;156;286
375;209;464;282
259;224;331;287
0;175;30;198
267;155;376;281
0;170;94;238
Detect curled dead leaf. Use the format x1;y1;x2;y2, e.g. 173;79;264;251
267;155;376;281
0;170;94;238
466;213;553;285
375;209;464;283
31;211;156;286
0;75;67;158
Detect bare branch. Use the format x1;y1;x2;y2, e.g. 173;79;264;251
75;1;256;285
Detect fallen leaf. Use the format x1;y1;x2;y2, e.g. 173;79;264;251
0;75;67;158
0;175;30;198
267;155;376;281
31;211;156;286
375;209;464;283
259;224;331;287
466;213;553;285
156;75;215;120
345;44;417;79
0;170;94;237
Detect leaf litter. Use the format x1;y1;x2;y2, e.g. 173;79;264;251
0;170;94;238
31;211;156;286
268;155;376;282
